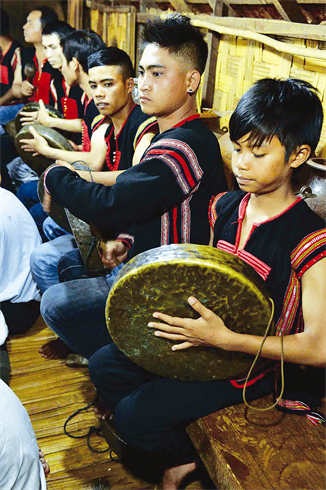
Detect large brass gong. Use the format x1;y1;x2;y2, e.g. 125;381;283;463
15;102;64;134
15;123;74;176
106;244;274;382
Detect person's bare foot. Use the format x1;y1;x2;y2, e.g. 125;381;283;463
39;449;50;475
94;396;112;420
162;461;197;490
39;338;73;360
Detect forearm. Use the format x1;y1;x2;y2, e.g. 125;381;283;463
77;170;124;185
11;83;23;100
47;117;83;133
44;162;184;232
0;88;15;106
228;329;326;368
42;146;102;169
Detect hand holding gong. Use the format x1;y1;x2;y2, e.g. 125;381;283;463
20;99;51;127
19;126;50;157
149;296;233;351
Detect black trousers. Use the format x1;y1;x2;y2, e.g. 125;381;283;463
1;300;40;335
89;342;275;470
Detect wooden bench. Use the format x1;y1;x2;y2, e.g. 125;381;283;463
187;394;326;490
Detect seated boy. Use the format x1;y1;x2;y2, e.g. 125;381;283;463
87;77;326;489
37;14;227;365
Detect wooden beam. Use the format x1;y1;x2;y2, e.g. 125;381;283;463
272;0;308;23
137;13;326;42
201;0;222;108
86;1;133;14
192;18;326;60
168;0;193;13
195;15;326;41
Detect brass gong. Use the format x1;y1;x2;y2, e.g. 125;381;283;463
15;123;74;176
15;102;64;134
106;244;274;382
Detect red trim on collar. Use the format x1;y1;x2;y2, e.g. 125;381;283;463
115;104;137;139
238;193;303;225
172;113;200;129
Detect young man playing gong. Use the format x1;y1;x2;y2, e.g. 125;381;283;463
37;15;227;365
87;77;325;489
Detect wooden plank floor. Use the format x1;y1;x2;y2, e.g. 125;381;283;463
7;315;215;489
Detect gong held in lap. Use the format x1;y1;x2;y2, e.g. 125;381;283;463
106;244;274;382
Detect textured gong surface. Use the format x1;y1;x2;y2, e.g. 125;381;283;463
65;210;108;275
15;102;63;133
5;120;17;139
106;244;273;382
15;123;73;176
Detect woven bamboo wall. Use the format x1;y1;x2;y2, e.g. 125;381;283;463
213;35;326;157
88;4;136;66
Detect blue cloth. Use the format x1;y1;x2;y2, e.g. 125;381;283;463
0;103;24;126
43;216;68;241
40;265;123;358
30;234;77;295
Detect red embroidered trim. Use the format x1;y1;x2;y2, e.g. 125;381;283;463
216;240;271;280
173;207;178;243
275;271;300;336
161;212;170;246
0;65;9;85
230;366;275;388
150;149;196;188
292;230;326;271
208;192;228;229
147;139;202;180
297;250;326;279
172;113;200;128
82;120;91;152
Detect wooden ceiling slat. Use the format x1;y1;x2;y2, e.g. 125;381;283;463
266;0;309;22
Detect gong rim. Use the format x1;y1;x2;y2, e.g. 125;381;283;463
15;102;63;134
106;244;273;382
15;123;73;176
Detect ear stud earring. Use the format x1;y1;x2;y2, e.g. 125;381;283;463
188;89;194;94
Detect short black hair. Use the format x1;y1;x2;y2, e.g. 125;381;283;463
33;6;59;29
61;29;106;73
0;8;10;36
229;78;323;161
42;20;75;40
141;13;208;75
88;47;135;80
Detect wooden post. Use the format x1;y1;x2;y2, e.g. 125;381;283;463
67;0;84;29
201;0;223;109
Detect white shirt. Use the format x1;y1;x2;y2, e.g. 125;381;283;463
0;188;41;344
0;187;41;302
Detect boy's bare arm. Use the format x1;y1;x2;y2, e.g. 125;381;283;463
149;257;326;368
19;123;108;170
